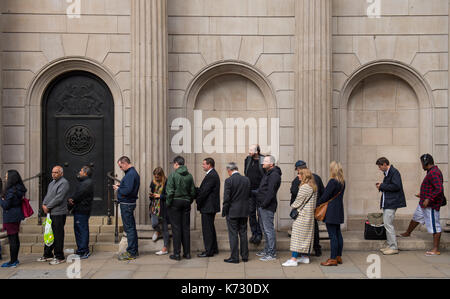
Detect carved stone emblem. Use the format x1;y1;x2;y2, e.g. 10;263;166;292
65;125;95;155
56;84;104;115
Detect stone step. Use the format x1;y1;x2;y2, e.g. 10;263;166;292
20;224;104;234
347;217;435;232
135;230;450;253
0;238;8;247
18;233;120;244
19;224;123;234
3;231;448;255
22;216;122;226
1;242;121;256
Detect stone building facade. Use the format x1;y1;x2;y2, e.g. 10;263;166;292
0;0;448;230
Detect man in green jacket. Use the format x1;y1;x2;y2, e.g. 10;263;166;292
166;156;196;261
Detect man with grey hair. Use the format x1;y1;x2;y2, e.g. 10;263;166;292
222;162;251;263
38;165;70;265
244;144;265;245
255;155;282;261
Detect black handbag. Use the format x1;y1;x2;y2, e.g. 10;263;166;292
364;221;387;240
290;191;314;220
289;209;299;220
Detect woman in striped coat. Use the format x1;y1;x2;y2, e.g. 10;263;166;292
283;168;317;267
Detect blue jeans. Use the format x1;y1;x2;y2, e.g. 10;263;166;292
74;213;90;255
120;204;138;256
326;223;343;259
258;207;276;257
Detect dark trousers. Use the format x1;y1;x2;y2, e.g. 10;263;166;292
74;213;90;255
249;192;262;238
44;214;66;260
151;213;171;248
8;233;20;263
169;199;191;256
201;213;218;255
120;204;138;256
314;219;321;251
326;223;344;259
226;217;249;261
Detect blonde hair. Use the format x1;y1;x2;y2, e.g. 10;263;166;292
298;168;318;193
329;161;345;185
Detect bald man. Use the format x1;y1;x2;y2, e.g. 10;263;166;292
38;165;70;265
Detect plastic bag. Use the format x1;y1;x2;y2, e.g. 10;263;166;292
43;214;54;247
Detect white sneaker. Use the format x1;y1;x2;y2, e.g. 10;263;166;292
259;255;276;261
152;232;158;242
298;256;310;264
383;248;399;255
256;251;266;257
156;250;168;255
282;259;298;267
49;258;66;265
380;246;390;253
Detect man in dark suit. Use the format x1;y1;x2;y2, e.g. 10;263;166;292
222;162;251;263
196;158;220;257
375;157;406;255
290;160;325;256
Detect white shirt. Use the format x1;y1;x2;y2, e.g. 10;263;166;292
206;168;213;175
382;167;390;209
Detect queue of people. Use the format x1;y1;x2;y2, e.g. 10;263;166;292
0;149;446;268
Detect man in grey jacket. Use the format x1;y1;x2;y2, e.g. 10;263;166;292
37;166;70;265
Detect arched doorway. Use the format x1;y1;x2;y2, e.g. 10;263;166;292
42;71;114;216
338;61;435;225
346;74;421;216
182;61;278;230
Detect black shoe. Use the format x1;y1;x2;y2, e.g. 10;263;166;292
249;235;256;244
242;258;249;262
197;252;213;258
224;258;239;264
254;236;262;245
213;249;219;255
183;253;191;260
170;254;181;261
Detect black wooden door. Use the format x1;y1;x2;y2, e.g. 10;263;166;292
43;71;114;216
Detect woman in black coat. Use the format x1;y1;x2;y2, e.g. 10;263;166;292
317;162;345;267
0;170;27;268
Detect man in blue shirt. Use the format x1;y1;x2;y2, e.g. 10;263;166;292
113;156;140;260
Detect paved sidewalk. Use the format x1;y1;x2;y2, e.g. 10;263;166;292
0;250;449;279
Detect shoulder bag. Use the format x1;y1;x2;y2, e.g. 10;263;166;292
315;188;343;221
290;188;314;220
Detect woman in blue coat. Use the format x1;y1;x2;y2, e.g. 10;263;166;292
0;170;27;268
317;162;345;267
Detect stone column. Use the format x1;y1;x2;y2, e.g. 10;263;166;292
294;0;332;178
131;0;169;225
